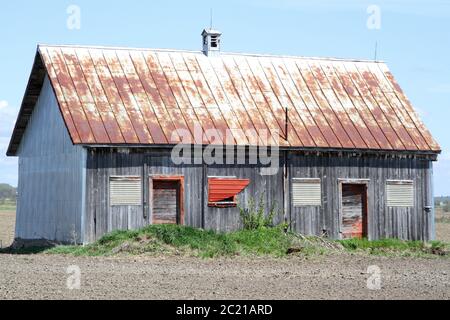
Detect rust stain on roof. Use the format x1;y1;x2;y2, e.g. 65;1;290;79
7;45;441;155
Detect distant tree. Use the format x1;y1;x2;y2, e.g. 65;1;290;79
0;184;16;202
435;196;450;211
444;202;450;213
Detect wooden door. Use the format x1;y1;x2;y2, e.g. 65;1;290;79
152;180;180;224
341;184;368;239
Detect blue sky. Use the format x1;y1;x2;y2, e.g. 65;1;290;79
0;0;449;194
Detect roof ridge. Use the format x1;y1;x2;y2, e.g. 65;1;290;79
37;44;385;63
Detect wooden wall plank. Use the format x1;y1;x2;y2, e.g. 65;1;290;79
290;154;431;240
85;148;433;242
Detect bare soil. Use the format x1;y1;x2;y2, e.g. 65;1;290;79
0;211;448;300
0;253;448;300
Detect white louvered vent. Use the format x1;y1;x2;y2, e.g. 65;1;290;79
386;180;414;207
292;178;322;206
110;176;142;206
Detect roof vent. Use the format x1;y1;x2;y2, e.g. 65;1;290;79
202;29;222;57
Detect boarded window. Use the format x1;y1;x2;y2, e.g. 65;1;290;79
341;184;367;239
110;176;142;206
208;177;250;207
386;180;414;207
292;178;322;206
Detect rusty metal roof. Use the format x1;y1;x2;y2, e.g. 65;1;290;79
7;44;440;155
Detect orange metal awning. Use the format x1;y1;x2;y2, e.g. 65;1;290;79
208;178;250;203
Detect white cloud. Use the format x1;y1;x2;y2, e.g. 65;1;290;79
0;100;18;137
0;100;19;186
0;137;18;186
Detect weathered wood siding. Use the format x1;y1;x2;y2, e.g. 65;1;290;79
15;76;86;244
289;153;433;241
85;150;203;242
87;152;144;243
85;148;434;242
85;150;284;241
205;162;285;232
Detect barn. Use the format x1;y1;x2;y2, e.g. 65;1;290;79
7;29;440;245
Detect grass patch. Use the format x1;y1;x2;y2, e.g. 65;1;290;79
0;204;16;212
339;238;449;257
4;225;447;259
46;225;332;258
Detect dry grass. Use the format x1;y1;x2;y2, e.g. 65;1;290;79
436;223;450;242
435;208;450;242
0;211;15;248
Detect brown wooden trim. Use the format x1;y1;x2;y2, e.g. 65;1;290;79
149;175;185;225
337;178;370;184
